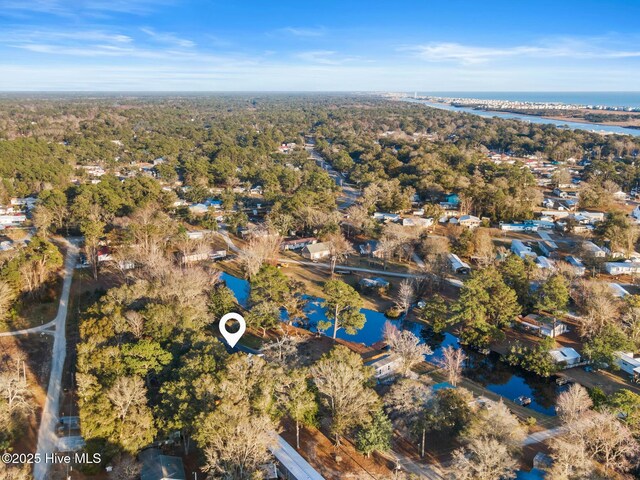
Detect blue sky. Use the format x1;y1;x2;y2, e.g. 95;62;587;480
1;0;640;91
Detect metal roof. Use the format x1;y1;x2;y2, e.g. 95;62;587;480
270;435;325;480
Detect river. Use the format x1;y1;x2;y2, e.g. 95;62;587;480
403;98;640;137
220;272;560;416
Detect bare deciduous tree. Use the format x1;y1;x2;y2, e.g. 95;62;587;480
572;280;621;337
439;345;466;387
0;360;32;415
124;311;145;339
311;346;378;446
448;437;518;480
384;322;432;376
238;229;282;279
395;280;415;316
324;232;354;277
0;280;15;322
107;376;147;423
261;333;302;366
556;383;593;424
108;454;141;480
472;229;494;267
198;403;275;479
463;400;526;451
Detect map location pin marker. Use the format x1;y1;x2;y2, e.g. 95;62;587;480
219;312;246;348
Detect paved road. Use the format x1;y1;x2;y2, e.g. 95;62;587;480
0;321;55;337
34;239;79;480
306;146;360;210
523;425;565;446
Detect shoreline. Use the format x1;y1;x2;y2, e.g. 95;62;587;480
423;98;640;129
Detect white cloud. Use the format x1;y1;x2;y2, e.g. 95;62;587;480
140;27;195;48
278;26;325;37
0;0;172;16
405;39;640;64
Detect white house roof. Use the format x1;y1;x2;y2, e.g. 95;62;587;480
609;283;630;298
549;347;580;364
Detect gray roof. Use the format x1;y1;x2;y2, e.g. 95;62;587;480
303;242;331;254
140;449;186;480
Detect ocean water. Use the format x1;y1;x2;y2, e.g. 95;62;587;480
417;91;640;108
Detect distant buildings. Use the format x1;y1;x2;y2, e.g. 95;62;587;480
604;261;640;275
565;256;586;276
373;212;400;222
511;240;536;259
402;217;433;228
448;253;471;275
458;215;481;229
500;222;538;232
281;237;318;251
582;241;606;258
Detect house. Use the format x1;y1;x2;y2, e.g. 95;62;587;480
281;237;318;251
538;240;558;257
270;435;325;480
445;193;460;206
542;198;556;209
448;253;471;275
518;314;568;338
613;190;628;201
209;250;227;260
0;214;26;226
577;211;605;224
0;238;13;251
365;353;401;379
511;240;537;259
582;241;606;258
609;283;630;298
553;187;568;198
140;448;186;480
604;261;640;275
359;277;390;291
359;240;384;258
188;203;209;214
10;197;37;210
458;215;481;229
500;222;538;232
535;256;555;270
373;212;400;222
177;252;209;265
566;256;586;276
549;347;581;366
402;217;433;228
616;352;640;382
249;185;264;195
186;230;210;240
97;246;112;263
301;242;331;260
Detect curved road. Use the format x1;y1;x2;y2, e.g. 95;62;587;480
0;320;55;337
34;239;79;480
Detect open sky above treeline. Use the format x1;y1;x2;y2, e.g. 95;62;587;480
1;0;640;91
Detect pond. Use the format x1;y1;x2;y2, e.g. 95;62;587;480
220;272;559;415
